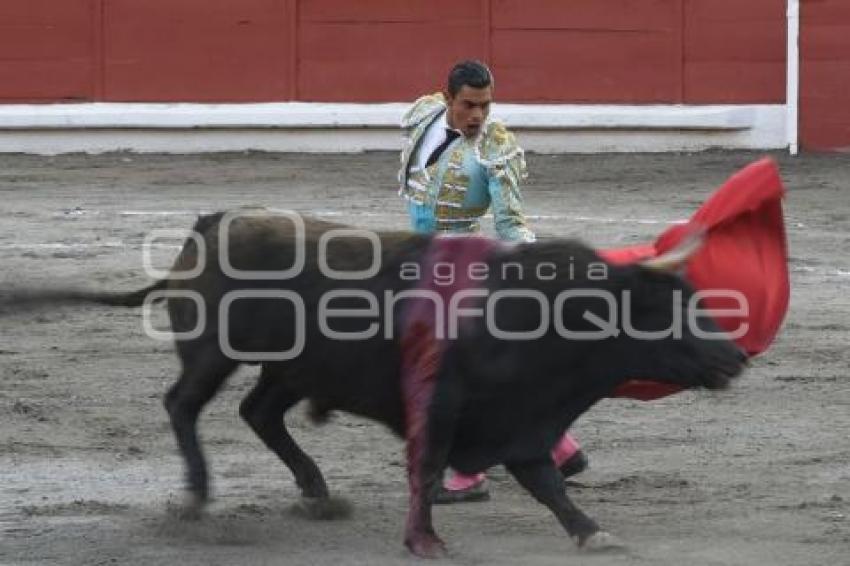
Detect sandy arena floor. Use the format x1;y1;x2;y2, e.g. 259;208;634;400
0;150;848;565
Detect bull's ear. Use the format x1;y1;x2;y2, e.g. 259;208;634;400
641;229;706;273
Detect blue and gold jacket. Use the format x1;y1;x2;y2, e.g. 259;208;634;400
398;93;535;242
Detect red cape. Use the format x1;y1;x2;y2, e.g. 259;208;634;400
603;158;790;400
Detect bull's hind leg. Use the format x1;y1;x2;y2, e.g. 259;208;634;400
164;346;237;518
239;366;346;519
506;459;621;550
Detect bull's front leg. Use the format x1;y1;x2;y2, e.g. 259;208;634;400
403;381;460;558
505;458;621;550
403;441;449;558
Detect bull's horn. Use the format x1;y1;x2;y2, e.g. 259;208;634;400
641;229;706;272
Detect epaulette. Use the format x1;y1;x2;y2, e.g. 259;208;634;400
401;92;446;129
475;120;525;170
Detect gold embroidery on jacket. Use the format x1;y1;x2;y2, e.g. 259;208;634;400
434;145;470;209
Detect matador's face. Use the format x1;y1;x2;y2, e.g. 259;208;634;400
445;85;492;138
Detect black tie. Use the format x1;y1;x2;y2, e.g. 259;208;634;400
425;129;461;168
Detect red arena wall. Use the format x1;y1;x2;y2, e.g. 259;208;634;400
0;0;786;104
0;1;847;149
0;0;96;102
800;0;850;151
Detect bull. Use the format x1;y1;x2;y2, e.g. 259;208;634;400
3;209;746;557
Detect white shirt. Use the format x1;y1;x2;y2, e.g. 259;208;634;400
415;111;461;171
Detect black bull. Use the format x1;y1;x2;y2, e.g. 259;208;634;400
4;211;746;557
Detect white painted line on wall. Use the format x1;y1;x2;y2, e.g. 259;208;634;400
787;0;801;155
0;102;759;131
0;104;788;154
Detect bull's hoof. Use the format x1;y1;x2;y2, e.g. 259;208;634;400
577;530;625;551
290;495;353;521
167;491;207;521
405;533;448;559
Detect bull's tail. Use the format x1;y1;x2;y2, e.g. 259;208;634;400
0;279;169;313
73;279;169;307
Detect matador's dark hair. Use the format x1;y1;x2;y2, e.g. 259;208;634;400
447;60;493;96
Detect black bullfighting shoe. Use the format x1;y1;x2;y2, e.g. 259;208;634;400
433;476;490;505
558;449;590;479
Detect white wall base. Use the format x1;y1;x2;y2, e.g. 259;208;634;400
0;103;788;154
